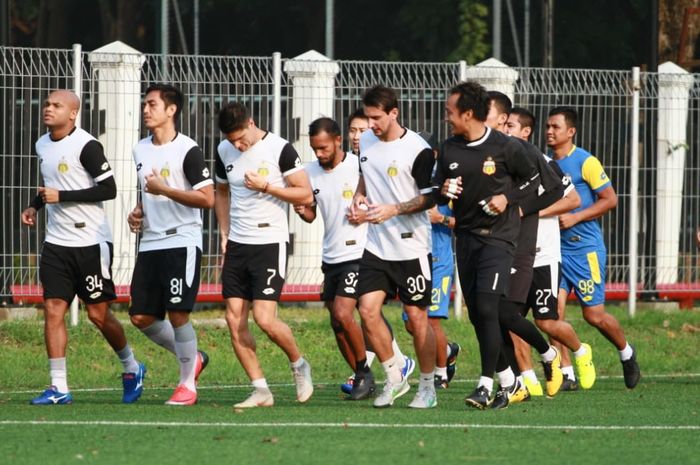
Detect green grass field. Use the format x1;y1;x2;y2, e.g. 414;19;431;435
1;304;699;465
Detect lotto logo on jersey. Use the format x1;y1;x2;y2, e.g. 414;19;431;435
226;164;233;172
449;162;459;170
136;163;143;171
160;163;170;178
58;157;69;174
387;161;399;177
482;156;496;175
342;184;353;199
202;167;210;178
101;162;109;171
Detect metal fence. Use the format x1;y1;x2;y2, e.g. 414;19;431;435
1;44;699;309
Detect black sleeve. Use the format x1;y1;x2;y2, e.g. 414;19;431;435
432;142;449;205
58;141;116;202
29;195;45;210
214;151;227;181
279;143;302;175
411;148;436;192
519;153;565;216
502;140;540;204
183;146;212;188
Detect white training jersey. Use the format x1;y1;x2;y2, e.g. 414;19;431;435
133;133;213;251
305;153;366;264
534;154;575;267
358;128;433;261
215;132;304;244
36;128;113;247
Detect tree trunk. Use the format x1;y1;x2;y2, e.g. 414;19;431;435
659;0;700;67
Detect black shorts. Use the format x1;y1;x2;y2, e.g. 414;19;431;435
504;251;536;304
321;260;360;302
129;246;202;317
222;241;286;301
40;241;116;304
455;234;514;297
525;262;560;320
357;250;432;307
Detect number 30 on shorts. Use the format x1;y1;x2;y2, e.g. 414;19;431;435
407;275;427;294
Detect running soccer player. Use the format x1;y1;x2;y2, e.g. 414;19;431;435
435;81;541;410
349;85;437;409
546;106;640;389
127;83;213;406
23;89;144;405
484;91;565;409
215;102;314;408
505;107;596;395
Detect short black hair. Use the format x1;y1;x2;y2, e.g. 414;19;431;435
487;90;513;115
309;117;341;138
362;85;398;113
218;102;250;133
347;107;368;127
510;107;536;130
448;81;489;122
548;106;578;129
145;83;183;122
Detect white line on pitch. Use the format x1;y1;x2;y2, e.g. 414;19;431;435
0;420;697;431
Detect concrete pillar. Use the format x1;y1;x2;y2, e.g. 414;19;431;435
463;57;519;102
655;61;694;285
283;50;339;285
88;41;145;286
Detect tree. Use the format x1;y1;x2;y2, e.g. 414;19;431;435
448;0;490;64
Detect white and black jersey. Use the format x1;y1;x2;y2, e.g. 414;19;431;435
433;127;540;248
358;128;433;261
305;153;366;264
215;132;303;244
534;156;575;268
133;133;213;251
36;127;114;247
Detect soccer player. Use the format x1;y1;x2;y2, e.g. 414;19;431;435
22;89;144;405
215;102;314;408
546;106;640;389
349;85;437;409
127;83;213;406
347;107;369;155
483;92;565;409
505;106;596;396
434;81;541;409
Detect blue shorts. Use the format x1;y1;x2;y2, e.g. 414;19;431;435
403;263;453;321
559;249;606;307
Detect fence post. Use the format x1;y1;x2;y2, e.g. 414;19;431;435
628;67;640;317
283;50;340;285
655;62;694;288
70;43;83;326
272;52;281;135
87;41;145;290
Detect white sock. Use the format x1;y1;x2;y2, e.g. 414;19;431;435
573;344;588;358
522;369;538;383
391;339;405;368
252;378;269;390
540;346;557;362
290;357;305;369
496;367;516;387
619;343;634;361
49;357;68;393
381;355;403;384
141;319;176;354
366;350;376;368
173;322;198;391
435;366;447;380
116;344;139;373
477;376;494;393
419;372;434;390
562;365;575;380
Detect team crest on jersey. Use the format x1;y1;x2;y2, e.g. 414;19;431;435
257;162;269;177
160;163;170;178
58;157;69;174
482;156;496;175
387;161;399;177
342;183;353;199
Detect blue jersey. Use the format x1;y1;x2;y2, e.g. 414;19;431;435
432;203;454;272
554;146;611;253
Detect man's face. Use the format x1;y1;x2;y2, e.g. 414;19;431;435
143;90;175;130
505;113;531;141
364;105;398;140
545;114;575;149
445;93;469;136
310;131;342;169
224;119;256;152
348;117;369;154
43;92;77;129
485;101;508;133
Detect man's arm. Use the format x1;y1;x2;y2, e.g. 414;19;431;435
214;182;231;253
145;147;215;209
540;188;580;218
559;185;616;230
294;203;317;223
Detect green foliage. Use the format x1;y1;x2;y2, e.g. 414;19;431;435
448;0;490;64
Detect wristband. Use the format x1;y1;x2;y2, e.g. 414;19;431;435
441;216;450;227
262;182;269;193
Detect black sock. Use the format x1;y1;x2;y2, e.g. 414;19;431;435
355;358;369;374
